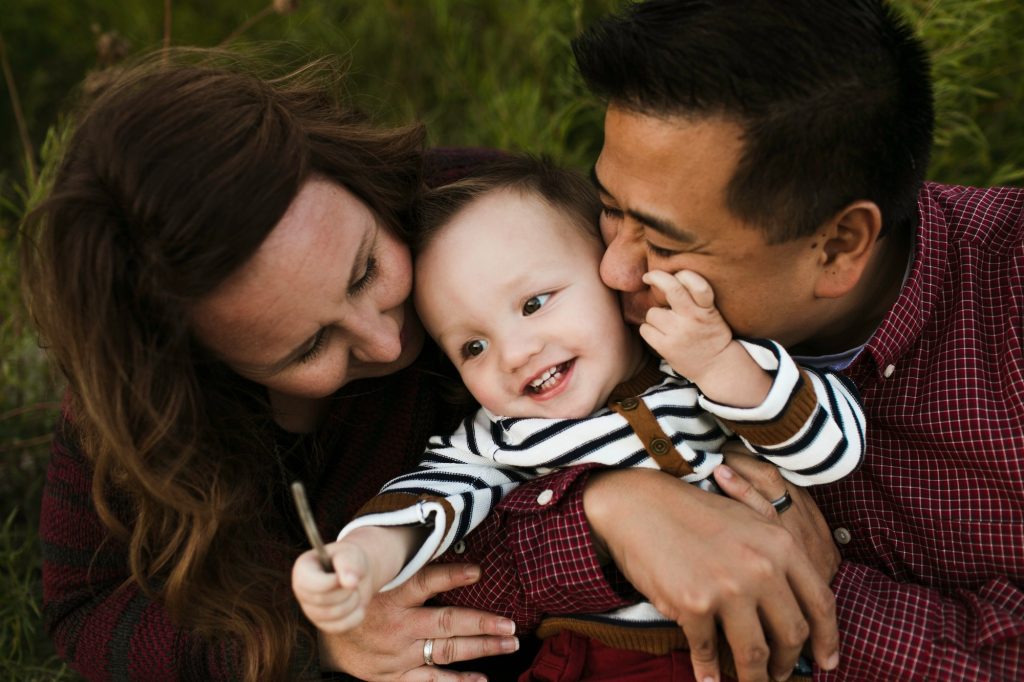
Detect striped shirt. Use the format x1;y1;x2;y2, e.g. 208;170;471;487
343;337;864;647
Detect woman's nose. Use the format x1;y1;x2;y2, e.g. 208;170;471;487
349;316;401;364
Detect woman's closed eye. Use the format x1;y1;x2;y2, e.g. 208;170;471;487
297;328;328;364
522;293;551;316
347;256;378;296
461;338;489;360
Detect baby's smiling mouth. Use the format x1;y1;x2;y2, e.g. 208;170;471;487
525;360;574;395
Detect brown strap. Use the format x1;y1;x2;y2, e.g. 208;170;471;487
609;396;694;477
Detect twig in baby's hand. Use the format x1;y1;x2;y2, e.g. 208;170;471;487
290;481;333;572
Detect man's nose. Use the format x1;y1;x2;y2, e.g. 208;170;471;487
600;228;647;293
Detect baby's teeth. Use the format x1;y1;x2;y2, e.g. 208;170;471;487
530;366;558;388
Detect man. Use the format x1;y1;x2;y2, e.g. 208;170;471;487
570;0;1024;680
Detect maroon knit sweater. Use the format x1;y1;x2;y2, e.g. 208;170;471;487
39;149;627;680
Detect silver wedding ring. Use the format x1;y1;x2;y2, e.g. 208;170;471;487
770;489;793;514
423;638;435;666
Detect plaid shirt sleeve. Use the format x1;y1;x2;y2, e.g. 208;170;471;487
431;463;636;631
823;563;1024;681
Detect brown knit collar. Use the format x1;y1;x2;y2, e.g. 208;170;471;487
607;354;663;404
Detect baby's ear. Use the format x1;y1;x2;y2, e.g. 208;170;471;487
813;200;883;299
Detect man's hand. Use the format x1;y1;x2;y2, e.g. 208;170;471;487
318;563;520;681
716;444;841;585
584;468;839;682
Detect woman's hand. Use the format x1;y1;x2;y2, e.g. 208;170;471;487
584;467;839;682
318;562;519;681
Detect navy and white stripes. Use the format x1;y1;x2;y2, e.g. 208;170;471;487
340;339;864;591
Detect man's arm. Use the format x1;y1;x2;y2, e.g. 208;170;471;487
828;564;1024;681
723;451;1024;681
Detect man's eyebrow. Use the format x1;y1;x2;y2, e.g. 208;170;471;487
630;209;697;243
589;165;696;243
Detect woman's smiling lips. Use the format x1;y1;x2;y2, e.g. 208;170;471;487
521;359;576;401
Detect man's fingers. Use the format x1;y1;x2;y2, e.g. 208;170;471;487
719;605;772;682
681;618;721;682
755;583;810;681
788;559;840;672
713;465;779;519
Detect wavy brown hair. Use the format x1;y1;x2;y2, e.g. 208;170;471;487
21;49;425;680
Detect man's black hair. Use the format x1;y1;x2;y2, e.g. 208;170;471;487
573;0;934;242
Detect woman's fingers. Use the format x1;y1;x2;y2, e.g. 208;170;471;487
420;633;520;668
318;562;519;680
390;562;483;606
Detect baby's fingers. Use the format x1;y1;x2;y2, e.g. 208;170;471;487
306;590;368;634
672;270;715;308
643;269;715;313
292;548;342;599
329;541;370;589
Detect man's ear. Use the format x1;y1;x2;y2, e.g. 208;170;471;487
814;200;883;299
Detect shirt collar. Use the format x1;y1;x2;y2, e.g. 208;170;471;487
849;184;945;377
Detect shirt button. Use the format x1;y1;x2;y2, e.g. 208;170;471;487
619;397;639;410
833;527;852;545
649;438;671;455
452;540;467;555
883;364;896;378
537;489;554;505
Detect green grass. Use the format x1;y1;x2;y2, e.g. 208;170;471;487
1;1;1022;678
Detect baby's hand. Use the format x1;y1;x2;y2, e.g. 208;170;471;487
292;540;374;633
640;270;735;384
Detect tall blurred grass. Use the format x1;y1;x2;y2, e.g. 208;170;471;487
0;0;1022;678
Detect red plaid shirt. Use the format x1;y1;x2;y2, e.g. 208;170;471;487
450;182;1024;680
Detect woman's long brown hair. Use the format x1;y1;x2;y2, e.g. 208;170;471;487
20;49;425;680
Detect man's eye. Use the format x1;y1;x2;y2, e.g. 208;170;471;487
601;206;624;220
646;242;678;258
461;339;488;359
522;293;551;316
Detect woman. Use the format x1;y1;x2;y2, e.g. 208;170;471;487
21;51;554;681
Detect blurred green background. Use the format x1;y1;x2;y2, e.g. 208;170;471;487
1;1;1022;678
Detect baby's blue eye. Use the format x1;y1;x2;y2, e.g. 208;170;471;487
462;339;489;358
523;293;551;316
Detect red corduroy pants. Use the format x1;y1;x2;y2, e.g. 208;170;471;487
519;630;737;682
